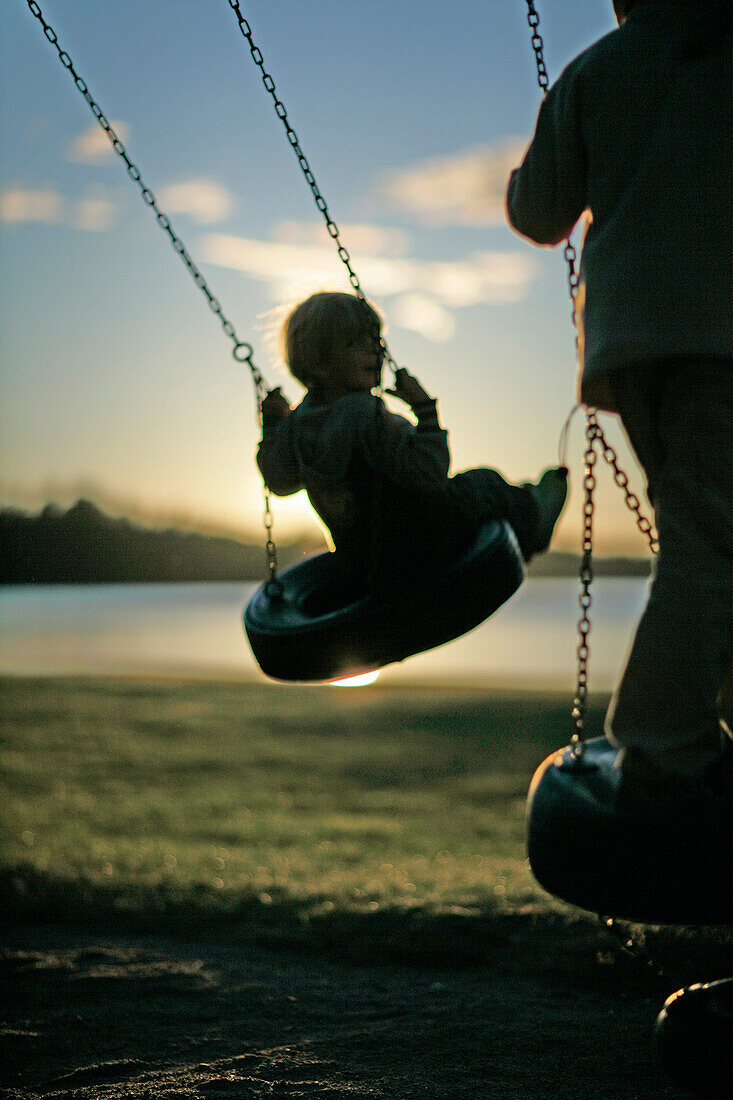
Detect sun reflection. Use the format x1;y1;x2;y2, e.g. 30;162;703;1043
329;670;380;688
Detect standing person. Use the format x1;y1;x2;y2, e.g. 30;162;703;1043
506;0;733;797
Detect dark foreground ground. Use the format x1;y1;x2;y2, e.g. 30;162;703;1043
2;677;731;1098
4;916;730;1099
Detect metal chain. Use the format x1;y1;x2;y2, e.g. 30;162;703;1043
524;1;550;92
596;429;659;554
225;0;397;379
571;415;599;751
602;917;674;985
571;414;659;746
25;0;280;585
262;491;279;591
524;2;581;338
563;239;581;332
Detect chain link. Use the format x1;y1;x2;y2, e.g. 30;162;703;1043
524;1;593;750
225;0;397;378
602;917;674;985
563;239;580;332
25;0;280;583
596;427;659;554
524;2;550;92
262;490;280;591
569;414;659;746
570;412;599;750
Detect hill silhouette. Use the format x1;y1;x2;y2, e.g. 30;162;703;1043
0;500;651;584
0;500;324;584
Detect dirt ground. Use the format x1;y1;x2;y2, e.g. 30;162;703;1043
1;919;698;1099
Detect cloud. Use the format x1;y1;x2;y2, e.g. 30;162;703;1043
0;184;120;232
68;120;131;165
1;173;227;233
156;179;234;224
390;294;455;342
381;138;527;226
72;186;120;232
200;231;537;343
0;186;64;224
273;220;411;257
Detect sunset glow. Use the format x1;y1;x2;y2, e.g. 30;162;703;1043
329;671;381;688
1;2;648;555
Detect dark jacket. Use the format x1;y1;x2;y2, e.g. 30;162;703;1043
506;0;733;410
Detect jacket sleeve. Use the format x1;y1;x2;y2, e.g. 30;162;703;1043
358;395;451;491
506;60;588;246
256;420;303;496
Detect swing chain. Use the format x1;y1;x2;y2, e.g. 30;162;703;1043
524;3;581;329
262;489;280;592
601;917;674;985
570;410;659;751
524;2;550;93
563;240;580;331
524;0;594;751
571;412;601;752
596;429;659;555
25;0;281;582
225;1;397;377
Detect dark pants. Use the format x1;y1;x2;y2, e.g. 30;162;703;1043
605;359;733;780
339;466;540;583
448;468;539;561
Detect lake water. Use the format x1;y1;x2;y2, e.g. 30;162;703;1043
0;578;649;690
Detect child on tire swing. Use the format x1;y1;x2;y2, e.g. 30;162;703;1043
257;290;567;585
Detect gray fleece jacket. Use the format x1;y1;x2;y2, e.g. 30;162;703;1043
506;0;732;411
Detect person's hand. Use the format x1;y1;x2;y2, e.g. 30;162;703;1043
385;368;435;409
261;387;291;426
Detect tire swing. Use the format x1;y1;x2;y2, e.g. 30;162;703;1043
227;5;527;682
245;520;524;683
520;2;733;928
26;0;526;686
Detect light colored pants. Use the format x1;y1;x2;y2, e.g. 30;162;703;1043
604;359;733;781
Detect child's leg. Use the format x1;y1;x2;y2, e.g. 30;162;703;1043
448;466;566;561
524;468;569;556
606;360;733;785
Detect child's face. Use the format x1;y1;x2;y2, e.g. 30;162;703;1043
325;327;384;397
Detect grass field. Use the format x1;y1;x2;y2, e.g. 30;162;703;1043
1;675;730;977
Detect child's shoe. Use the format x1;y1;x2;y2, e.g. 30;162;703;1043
526;466;568;555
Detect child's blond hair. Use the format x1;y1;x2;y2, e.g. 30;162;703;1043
282;291;382;389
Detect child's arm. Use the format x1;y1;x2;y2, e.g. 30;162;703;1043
384;368;434;409
256;389;302;496
506;66;587;246
361;369;451;491
261;387;291;427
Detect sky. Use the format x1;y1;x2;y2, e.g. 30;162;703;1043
1;0;655;556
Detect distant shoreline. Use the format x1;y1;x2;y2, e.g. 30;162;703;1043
1;499;651;584
526;551;650;578
0;499;323;585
